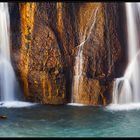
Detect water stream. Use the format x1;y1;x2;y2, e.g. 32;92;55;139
72;7;99;103
108;3;140;110
0;3;36;108
0;3;17;101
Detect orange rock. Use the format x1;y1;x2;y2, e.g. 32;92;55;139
10;3;126;105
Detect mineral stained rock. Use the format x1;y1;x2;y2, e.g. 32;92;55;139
10;2;127;105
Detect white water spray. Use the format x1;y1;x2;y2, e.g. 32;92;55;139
107;3;140;110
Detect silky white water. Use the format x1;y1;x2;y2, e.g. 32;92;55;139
0;3;37;108
107;3;140;110
67;103;86;106
72;7;99;103
0;3;17;101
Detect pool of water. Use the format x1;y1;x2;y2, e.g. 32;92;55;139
0;103;140;137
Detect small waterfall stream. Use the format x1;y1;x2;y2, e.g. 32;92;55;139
108;3;140;110
71;7;99;104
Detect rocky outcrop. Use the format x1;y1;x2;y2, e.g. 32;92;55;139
10;2;127;105
72;3;126;105
18;3;66;104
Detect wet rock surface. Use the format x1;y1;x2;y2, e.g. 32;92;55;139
10;2;127;105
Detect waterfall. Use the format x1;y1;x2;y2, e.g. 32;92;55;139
71;7;99;103
0;3;37;108
107;3;140;110
0;3;17;101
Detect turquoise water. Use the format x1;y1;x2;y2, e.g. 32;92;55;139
0;104;140;137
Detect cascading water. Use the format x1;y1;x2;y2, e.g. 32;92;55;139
0;3;17;101
107;3;140;110
0;3;37;108
70;7;99;105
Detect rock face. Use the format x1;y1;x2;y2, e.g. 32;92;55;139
72;3;127;105
9;2;127;105
18;3;66;104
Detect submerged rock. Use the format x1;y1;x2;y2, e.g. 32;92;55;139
0;115;7;119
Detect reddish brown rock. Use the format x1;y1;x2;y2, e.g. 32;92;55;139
72;3;126;105
10;2;127;105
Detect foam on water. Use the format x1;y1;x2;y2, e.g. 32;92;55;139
0;101;37;108
106;103;140;111
67;103;86;106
